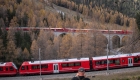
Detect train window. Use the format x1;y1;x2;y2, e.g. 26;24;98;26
32;66;34;69
6;67;8;71
101;61;104;64
96;61;100;65
115;59;120;65
44;65;48;68
37;65;42;69
62;63;68;67
10;67;14;71
21;66;25;70
104;60;107;64
109;60;114;64
41;65;48;69
75;62;81;66
0;67;3;71
32;65;38;69
101;60;107;64
41;65;43;69
35;65;37;69
68;63;74;67
134;57;139;63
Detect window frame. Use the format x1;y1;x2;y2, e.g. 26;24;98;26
68;63;74;67
62;63;68;67
74;62;81;66
0;67;3;71
21;66;25;70
10;66;14;71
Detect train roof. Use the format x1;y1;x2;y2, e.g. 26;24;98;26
0;62;13;66
21;52;140;65
22;58;89;65
0;62;6;66
0;62;17;69
131;52;140;56
93;52;140;60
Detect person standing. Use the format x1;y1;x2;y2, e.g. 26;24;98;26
71;67;90;80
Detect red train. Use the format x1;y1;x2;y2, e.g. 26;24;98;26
3;27;132;35
19;58;90;75
0;62;18;76
0;52;140;76
19;52;140;75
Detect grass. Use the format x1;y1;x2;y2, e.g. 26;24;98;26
44;71;140;80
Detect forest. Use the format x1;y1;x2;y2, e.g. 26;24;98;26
0;0;140;67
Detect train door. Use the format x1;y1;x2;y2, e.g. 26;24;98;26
53;63;59;73
128;58;133;67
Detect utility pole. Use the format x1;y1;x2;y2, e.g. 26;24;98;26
39;48;41;78
81;29;82;58
107;44;109;74
106;26;110;75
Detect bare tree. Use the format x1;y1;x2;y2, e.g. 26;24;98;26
53;37;61;59
45;40;55;59
37;29;54;60
22;48;30;60
70;36;81;58
37;30;48;60
31;39;39;60
6;27;17;61
58;34;72;59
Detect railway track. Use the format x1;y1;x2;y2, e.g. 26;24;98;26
1;66;140;80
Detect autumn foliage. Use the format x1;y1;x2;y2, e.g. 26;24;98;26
0;0;139;67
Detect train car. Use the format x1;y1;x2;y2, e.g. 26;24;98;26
19;58;91;75
19;52;140;76
19;60;54;75
132;52;140;66
92;54;122;70
0;62;18;76
58;58;90;73
92;52;140;71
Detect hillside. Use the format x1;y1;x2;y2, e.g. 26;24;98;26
0;0;140;67
0;0;137;30
49;0;137;30
51;0;140;18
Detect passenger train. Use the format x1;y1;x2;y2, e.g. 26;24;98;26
0;62;18;76
2;27;132;35
0;52;140;76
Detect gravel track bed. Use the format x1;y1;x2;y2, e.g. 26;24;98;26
1;67;140;80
